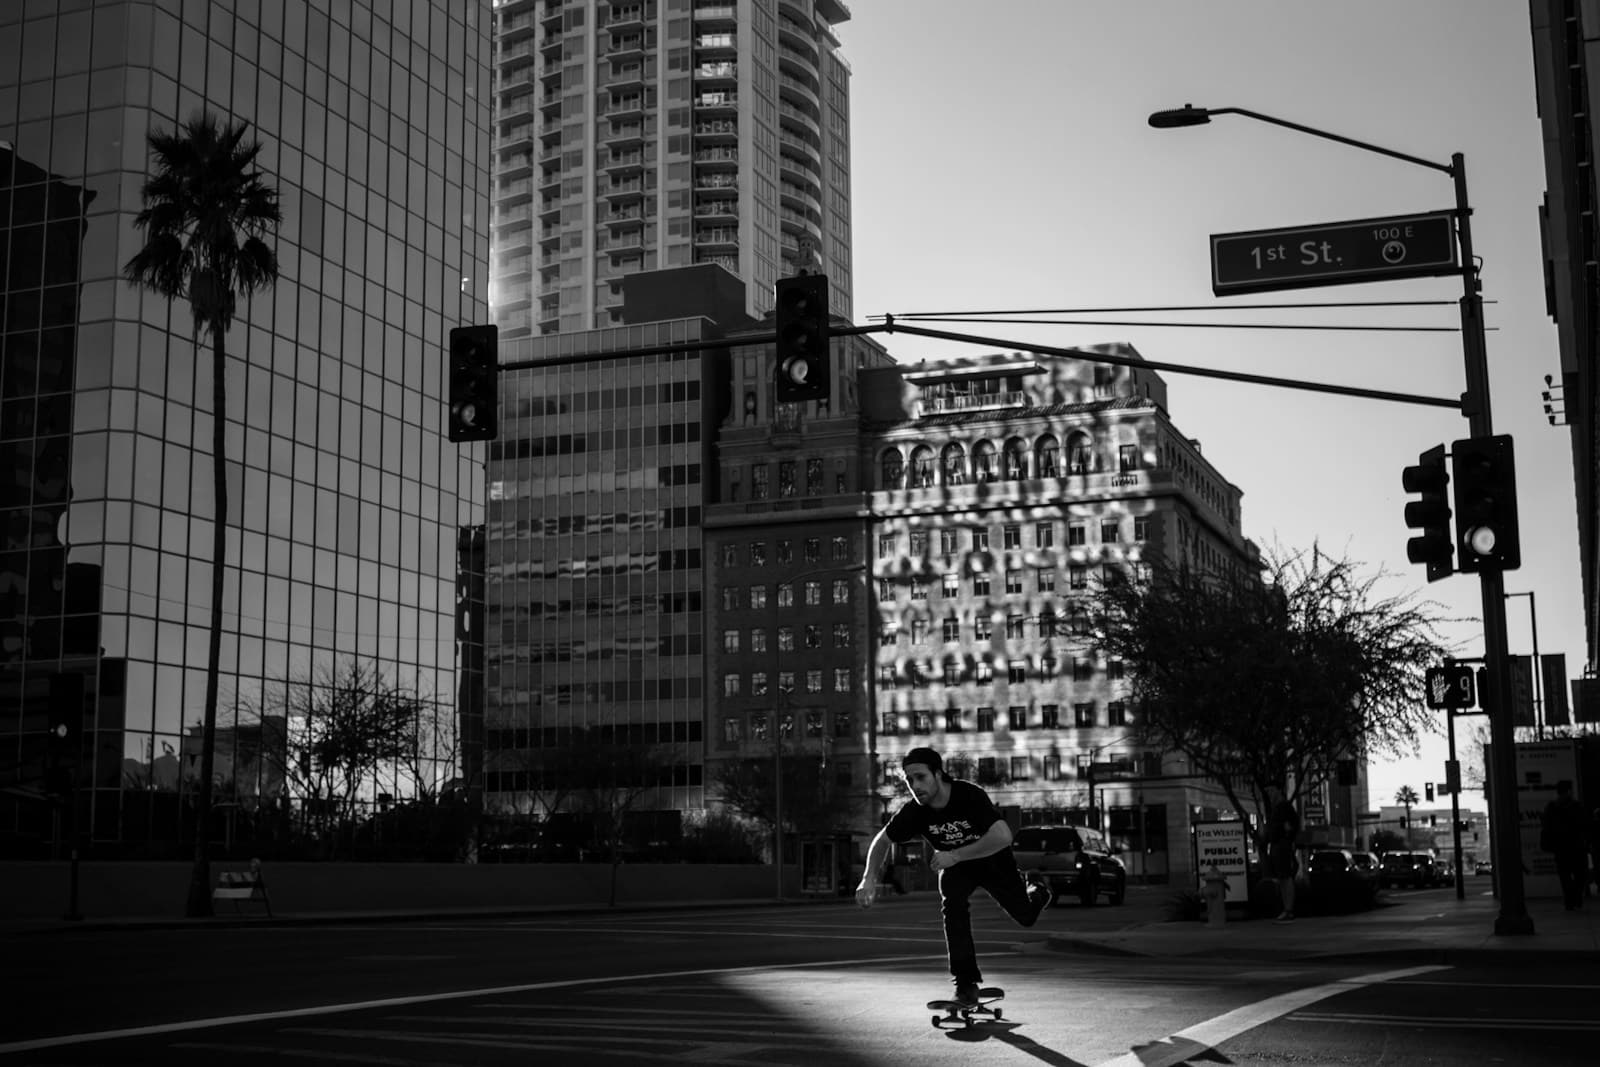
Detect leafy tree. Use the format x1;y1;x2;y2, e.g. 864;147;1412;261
124;113;280;915
1090;546;1449;853
248;659;427;857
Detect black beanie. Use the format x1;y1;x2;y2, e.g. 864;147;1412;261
902;747;943;776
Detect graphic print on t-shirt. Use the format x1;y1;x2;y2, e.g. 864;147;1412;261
925;819;982;849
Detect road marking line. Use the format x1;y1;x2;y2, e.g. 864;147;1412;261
0;953;943;1055
1290;1011;1600;1031
1094;964;1448;1067
174;1041;461;1066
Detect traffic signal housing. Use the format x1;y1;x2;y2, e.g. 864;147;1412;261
1401;444;1453;582
773;274;829;403
1450;433;1520;572
448;325;499;442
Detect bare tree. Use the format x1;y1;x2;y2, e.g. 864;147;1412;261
248;659;425;856
1091;545;1452;852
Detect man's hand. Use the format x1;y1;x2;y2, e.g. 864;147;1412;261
855;880;878;908
930;849;960;872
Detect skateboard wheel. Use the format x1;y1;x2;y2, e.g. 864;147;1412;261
930;1015;941;1027
993;1008;1003;1020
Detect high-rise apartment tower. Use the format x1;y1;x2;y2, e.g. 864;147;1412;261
489;0;854;337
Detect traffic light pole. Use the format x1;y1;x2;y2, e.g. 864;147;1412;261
1453;152;1533;935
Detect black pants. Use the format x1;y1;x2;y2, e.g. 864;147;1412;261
1554;848;1587;909
938;851;1045;986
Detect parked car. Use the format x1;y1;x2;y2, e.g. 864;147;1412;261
1307;848;1380;906
1011;824;1128;906
1474;860;1494;875
1380;850;1439;888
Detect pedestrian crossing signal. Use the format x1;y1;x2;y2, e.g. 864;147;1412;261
1424;664;1476;710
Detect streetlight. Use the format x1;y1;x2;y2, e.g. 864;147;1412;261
1149;101;1532;937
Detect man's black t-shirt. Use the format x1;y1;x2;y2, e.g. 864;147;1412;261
885;779;1001;853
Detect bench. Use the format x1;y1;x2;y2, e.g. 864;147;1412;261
212;861;272;916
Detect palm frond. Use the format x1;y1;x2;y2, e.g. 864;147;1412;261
122;110;281;336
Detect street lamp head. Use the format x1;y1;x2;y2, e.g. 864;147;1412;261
1148;104;1212;129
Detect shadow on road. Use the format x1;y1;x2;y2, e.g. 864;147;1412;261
939;1019;1092;1066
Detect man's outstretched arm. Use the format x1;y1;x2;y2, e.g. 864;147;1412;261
856;826;894;907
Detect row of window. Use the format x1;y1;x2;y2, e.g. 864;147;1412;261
925;751;1163;786
883;702;1130;734
721;709;854;743
879;518;1150;558
721;666;854;696
881;436;1142;489
720;622;852;654
737;457;836;499
719;536;853;568
719;578;853;611
879;658;1125;685
490;421;703;463
886;563;1149;604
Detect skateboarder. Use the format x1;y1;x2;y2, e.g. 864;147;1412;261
856;747;1051;1005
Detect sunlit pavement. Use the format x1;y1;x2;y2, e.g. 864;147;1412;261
6;886;1600;1065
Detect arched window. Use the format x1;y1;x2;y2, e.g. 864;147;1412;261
1002;438;1028;480
941;443;967;485
909;445;936;488
1067;431;1093;475
1035;434;1060;478
881;448;905;490
972;440;997;483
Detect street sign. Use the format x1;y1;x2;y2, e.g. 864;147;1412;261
1425;664;1476;709
1210;210;1458;296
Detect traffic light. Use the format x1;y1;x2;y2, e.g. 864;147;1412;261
773;273;829;403
1401;444;1453;582
1450;434;1520;572
448;325;499;442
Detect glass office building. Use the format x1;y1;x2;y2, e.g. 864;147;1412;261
489;0;854;338
0;0;492;854
483;319;712;815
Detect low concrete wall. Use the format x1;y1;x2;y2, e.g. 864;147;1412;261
1;861;793;920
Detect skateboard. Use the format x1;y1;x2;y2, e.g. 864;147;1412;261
926;987;1004;1028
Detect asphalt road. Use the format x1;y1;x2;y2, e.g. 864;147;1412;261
3;887;1596;1066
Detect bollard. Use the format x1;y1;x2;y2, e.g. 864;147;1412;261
1202;865;1229;925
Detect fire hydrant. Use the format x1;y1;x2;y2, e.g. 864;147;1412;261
1201;865;1229;925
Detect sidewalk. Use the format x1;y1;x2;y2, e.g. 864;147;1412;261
1040;889;1600;967
0;894;861;936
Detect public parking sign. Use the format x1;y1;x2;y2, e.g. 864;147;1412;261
1211;210;1458;296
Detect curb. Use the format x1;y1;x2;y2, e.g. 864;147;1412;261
1041;933;1600;968
1;895;861;936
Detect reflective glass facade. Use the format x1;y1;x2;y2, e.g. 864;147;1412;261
489;0;854;337
483;320;710;813
0;0;492;854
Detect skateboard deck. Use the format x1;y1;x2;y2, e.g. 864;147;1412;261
926;987;1004;1028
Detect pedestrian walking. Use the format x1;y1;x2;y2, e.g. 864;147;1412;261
1540;780;1589;910
1262;782;1300;922
1589;807;1600;897
855;747;1052;1005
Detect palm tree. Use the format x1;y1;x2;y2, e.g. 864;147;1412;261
1395;785;1420;842
124;113;280;917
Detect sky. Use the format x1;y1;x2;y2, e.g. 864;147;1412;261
842;0;1585;816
